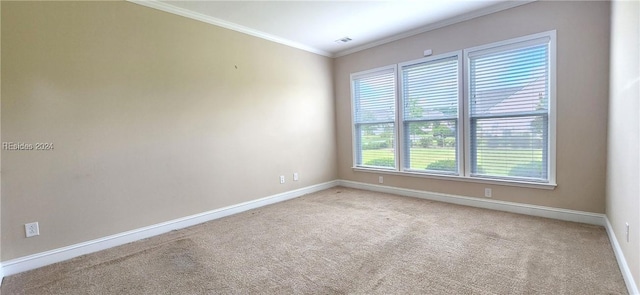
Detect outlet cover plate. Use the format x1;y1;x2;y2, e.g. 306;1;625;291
25;222;40;238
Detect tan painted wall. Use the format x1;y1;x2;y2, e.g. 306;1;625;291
607;0;640;289
1;1;336;260
334;1;610;213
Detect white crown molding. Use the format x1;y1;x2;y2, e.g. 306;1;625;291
128;0;536;59
338;180;605;225
126;0;333;57
605;217;640;295
0;180;339;277
333;0;537;58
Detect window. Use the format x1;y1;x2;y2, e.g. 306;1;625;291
465;34;554;183
350;31;556;187
351;66;397;169
400;53;462;174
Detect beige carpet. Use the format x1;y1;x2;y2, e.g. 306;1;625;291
1;187;627;294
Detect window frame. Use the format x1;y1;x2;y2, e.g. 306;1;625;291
463;31;556;186
350;30;557;189
398;51;464;176
350;64;399;170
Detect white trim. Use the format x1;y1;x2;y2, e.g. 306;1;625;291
604;216;640;295
126;0;332;57
0;179;628;291
334;1;536;58
352;167;556;190
338;180;603;225
547;30;557;187
0;181;339;277
350;65;396;82
127;0;534;59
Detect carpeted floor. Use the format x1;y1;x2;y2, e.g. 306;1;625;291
0;187;627;294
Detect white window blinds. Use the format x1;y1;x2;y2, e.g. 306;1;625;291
352;67;396;168
468;38;550;182
350;31;555;187
401;55;460;173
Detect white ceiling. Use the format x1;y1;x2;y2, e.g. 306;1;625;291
130;0;533;57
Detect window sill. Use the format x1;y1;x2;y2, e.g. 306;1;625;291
352;167;557;190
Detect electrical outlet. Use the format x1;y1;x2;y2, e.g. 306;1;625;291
484;188;492;198
293;173;299;181
279;175;285;184
25;222;39;238
378;176;384;184
626;222;629;242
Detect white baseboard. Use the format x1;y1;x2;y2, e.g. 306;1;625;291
605;216;639;295
0;179;623;288
0;262;3;287
0;180;339;277
337;180;605;226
